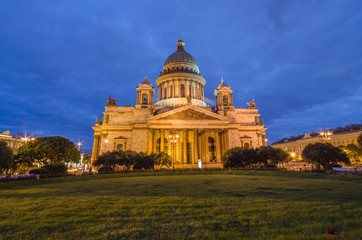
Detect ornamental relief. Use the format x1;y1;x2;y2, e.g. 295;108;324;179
160;109;219;120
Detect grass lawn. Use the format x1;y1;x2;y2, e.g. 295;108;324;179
0;171;361;240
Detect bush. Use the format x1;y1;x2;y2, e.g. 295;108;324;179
29;168;49;175
264;164;277;169
150;152;171;168
133;155;154;170
42;163;67;175
98;166;114;174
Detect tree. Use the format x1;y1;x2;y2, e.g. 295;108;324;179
93;151;121;168
358;132;362;148
0;141;13;174
257;146;291;167
222;147;258;168
16;136;80;167
222;147;244;168
302;142;350;170
339;144;362;165
93;150;140;170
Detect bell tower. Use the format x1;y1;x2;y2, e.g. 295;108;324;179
214;77;233;113
136;76;155;109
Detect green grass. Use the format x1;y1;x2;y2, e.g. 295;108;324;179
0;171;361;240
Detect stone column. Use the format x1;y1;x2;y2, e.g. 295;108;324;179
201;130;207;162
183;129;187;164
194;129;198;164
161;129;165;152
215;130;221;162
91;135;100;165
148;129;154;154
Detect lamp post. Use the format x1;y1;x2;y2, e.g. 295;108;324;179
104;139;109;153
168;132;179;169
77;142;83;166
320;131;332;142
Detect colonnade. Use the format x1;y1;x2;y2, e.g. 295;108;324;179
157;79;204;101
148;128;229;165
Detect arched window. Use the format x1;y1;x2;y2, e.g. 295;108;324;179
244;143;250;149
164;87;167;99
116;144;123;151
208;137;216;162
142;94;148;104
180;84;185;97
223;96;228;105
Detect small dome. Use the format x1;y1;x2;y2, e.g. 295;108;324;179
217;78;228;89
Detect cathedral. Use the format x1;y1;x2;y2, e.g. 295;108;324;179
91;39;267;167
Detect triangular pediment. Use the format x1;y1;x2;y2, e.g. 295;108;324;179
149;105;228;121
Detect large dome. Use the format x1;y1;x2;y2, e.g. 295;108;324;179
164;51;197;66
161;39;200;76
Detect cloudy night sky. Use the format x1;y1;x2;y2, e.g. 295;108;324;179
1;0;361;151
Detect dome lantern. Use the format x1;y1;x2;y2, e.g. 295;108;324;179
177;38;185;52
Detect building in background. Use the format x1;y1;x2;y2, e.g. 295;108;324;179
271;123;362;159
0;131;27;153
91;39;267;167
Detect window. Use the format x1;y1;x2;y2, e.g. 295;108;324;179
189;85;192;97
116;144;123;151
223;96;228;105
244;143;250;149
142;94;148;104
180;84;185;97
164;87;167;99
170;86;173;98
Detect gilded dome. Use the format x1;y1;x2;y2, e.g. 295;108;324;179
161;39;200;76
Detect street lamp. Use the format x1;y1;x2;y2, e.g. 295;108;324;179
168;132;179;169
77;142;82;151
104;139;109;153
77;142;83;166
320;131;332;142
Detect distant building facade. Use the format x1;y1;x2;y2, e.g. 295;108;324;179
91;39;267;167
271;124;362;158
0;131;26;153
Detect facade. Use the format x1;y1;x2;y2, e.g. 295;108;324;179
271;124;362;158
0;131;26;153
91;39;267;167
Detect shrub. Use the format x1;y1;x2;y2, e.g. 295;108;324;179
29;168;49;175
150;152;172;168
42;163;67;175
264;164;277;169
133;155;154;170
98;166;114;174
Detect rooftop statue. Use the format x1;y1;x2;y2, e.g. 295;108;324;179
247;99;256;109
106;95;118;106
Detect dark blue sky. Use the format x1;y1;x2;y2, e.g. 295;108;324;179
1;0;362;151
